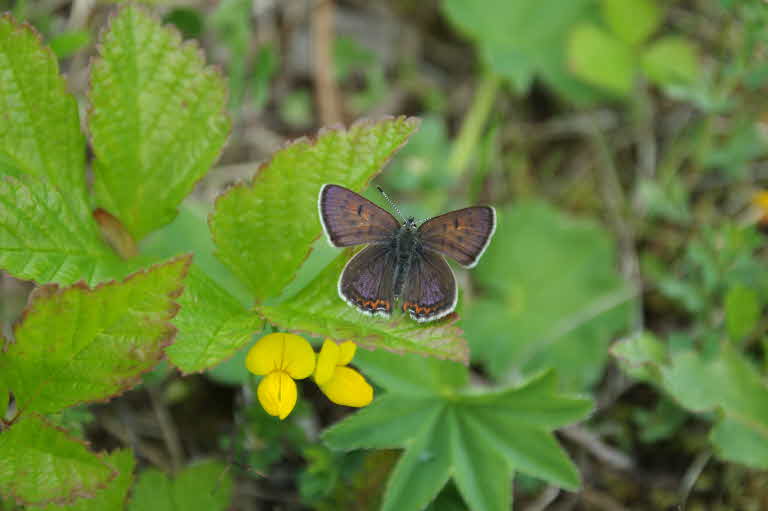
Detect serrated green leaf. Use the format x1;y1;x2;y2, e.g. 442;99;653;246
464;201;631;388
210;116;419;302
0;175;139;285
1;255;190;415
641;36;698;86
660;347;768;468
356;349;468;396
258;253;468;363
0;414;117;506
89;6;230;240
724;284;760;342
324;368;591;509
0;15;88;208
129;460;233;511
568;23;635;96
167;265;262;374
39;449;135;511
601;0;661;46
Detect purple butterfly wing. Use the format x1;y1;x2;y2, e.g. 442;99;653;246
401;249;457;322
319;184;400;247
339;245;397;317
417;206;496;268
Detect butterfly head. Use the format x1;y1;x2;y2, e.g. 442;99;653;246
404;217;417;230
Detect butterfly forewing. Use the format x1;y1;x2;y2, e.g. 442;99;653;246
319;184;400;247
401;249;457;322
339;245;397;317
418;206;496;268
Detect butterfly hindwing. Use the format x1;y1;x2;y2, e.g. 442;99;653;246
319;184;400;247
417;206;496;268
401;248;457;322
339;245;397;317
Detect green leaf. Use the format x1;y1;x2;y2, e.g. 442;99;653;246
167;265;262;374
0;175;138;285
441;0;593;98
210;116;419;302
258;253;468;363
641;36;698;86
39;449;135;511
724;284;760;342
0;14;88;207
324;369;591;511
356;349;468;396
601;0;661;46
568;23;635;96
129;460;233;511
611;332;667;383
464;201;631;388
89;5;230;240
0;255;190;415
0;414;117;506
49;29;91;58
660;347;768;468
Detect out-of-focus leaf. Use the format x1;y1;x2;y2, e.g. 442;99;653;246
0;256;190;415
724;284;760;342
568;23;635;96
258;253;468;363
210;117;419;302
89;6;230;240
611;332;667;384
48;29;91;58
641;36;698;86
0;15;87;207
601;0;661;46
129;460;233;511
465;201;631;389
0;415;117;506
162;7;204;39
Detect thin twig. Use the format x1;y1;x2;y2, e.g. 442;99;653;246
678;450;711;510
100;412;172;473
522;485;560;511
311;0;342;125
561;425;635;471
580;488;631;511
148;386;185;473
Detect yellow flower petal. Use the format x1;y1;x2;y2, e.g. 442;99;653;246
338;341;357;365
257;371;297;420
245;333;315;379
754;191;768;211
314;339;340;385
320;366;373;407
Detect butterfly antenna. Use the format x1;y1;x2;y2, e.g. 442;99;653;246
376;186;406;222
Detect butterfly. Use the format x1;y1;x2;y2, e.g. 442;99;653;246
318;184;496;322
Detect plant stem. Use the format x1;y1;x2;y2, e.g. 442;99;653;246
448;71;501;180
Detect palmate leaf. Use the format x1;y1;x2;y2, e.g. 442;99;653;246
128;460;233;511
0;255;190;415
0;14;88;210
324;351;592;511
210;116;419;302
0;175;140;285
0;415;117;507
167;265;262;374
258;253;468;363
89;5;230;241
39;450;135;511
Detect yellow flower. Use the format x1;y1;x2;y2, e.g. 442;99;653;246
314;339;373;407
245;333;315;420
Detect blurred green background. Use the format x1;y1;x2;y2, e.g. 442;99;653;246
3;0;768;509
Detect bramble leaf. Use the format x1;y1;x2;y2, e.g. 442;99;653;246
0;415;116;506
258;253;468;363
89;5;230;240
128;460;233;511
324;355;591;511
167;265;262;374
0;255;190;415
0;175;140;285
210;116;419;302
39;449;135;511
0;15;88;209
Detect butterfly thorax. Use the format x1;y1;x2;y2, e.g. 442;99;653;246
392;218;421;298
